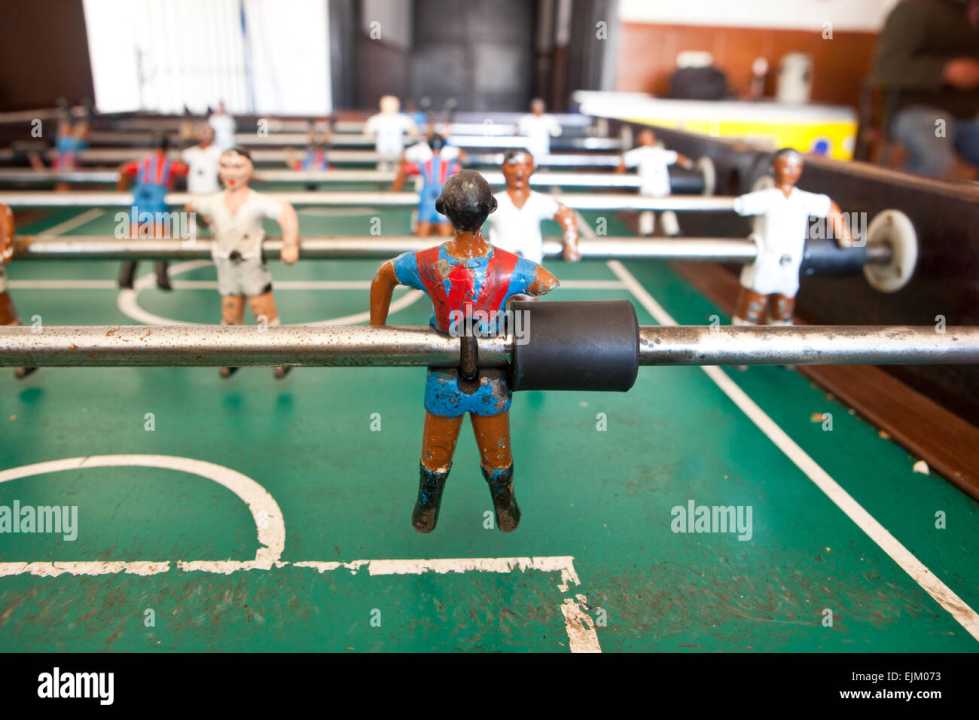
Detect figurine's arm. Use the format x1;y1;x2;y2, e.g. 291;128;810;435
116;163;134;191
554;204;581;262
527;265;560;297
0;204;14;265
369;260;399;326
278;202;300;264
675;152;694;170
391;154;409;191
827;202;854;247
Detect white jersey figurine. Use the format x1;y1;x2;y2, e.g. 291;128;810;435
187;146;300;379
517;98;562;160
732;148;853;326
485;150;579;264
365;95;417;171
208;100;236;151
619;128;693;236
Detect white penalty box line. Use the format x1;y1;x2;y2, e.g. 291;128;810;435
0;555;601;653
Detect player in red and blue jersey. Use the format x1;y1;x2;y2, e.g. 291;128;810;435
117;134;188;290
398;134;460;238
370;170;559;534
288;128;332;191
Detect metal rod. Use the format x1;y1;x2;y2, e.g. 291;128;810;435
1;325;976;368
0;191;735;211
0;169;656;189
17;148;625;168
638;326;979;366
6;236;749;263
12;236;892;265
85;131;621;151
0;325;508;368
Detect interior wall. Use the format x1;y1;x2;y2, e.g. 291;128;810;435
615;22;879;108
0;0;94;112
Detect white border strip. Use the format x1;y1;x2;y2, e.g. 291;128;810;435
608;259;979;642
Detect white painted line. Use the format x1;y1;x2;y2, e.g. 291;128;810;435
0;455;285;569
561;595;602;653
0;455;599;651
364;555;582;592
608;259;979;643
37;208;104;237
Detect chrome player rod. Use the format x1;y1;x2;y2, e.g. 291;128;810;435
86;131;623;151
637;326;979;366
5;148;625;168
1;325;976;368
0;169;655;189
11;235;890;265
0;191;736;212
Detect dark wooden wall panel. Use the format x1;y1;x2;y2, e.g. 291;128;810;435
0;0;94;111
616;22;878;108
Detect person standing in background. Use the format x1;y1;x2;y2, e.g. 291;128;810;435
871;0;979;178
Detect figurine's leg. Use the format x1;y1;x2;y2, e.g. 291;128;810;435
436;222;453;237
248;291;291;379
638;211;655;236
768;294;795;326
218;294;246;378
471;412;520;532
732;287;767;326
416;221;432;237
154;261;172;291
414;411;464;532
660;210;680;237
118;261;138;289
1;292;36;379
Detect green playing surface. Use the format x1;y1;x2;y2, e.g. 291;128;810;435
0;202;976;652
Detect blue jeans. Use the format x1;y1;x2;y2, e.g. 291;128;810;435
892;106;979;177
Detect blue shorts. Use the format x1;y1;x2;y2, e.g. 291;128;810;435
424;368;512;417
418;193;448;225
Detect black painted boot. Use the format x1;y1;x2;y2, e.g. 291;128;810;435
412;464;450;533
482;465;520;532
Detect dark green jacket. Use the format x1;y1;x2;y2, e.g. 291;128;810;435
871;0;979;118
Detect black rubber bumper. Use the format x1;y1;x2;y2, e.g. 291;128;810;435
509;300;640;392
800;237;869;277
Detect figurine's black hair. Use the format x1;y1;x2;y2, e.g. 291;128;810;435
435;170;497;231
154;133;171;152
428;134;447;151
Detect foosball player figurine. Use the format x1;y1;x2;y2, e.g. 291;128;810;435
117;134;189;291
286;126;332;191
369;170;560;533
617;128;693;237
395;134;461;238
365;95;417;172
0;204;37;379
487;150;580;263
732;148;853;326
187;147;300;379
